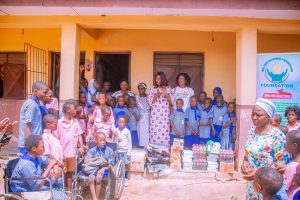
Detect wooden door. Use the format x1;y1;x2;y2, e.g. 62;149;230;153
3;63;25;99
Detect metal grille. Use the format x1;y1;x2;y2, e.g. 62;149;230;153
24;43;48;96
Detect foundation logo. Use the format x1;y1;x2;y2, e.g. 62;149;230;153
262;57;293;83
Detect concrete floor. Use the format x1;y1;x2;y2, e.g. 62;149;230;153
121;172;247;200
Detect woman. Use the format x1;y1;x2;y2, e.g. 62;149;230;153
242;98;287;200
112;79;135;98
149;72;173;146
173;73;194;111
212;87;222;105
136;82;150;147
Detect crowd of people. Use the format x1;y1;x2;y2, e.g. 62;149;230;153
0;70;299;200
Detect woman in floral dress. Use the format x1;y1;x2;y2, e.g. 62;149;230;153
149;72;173;146
242;98;287;200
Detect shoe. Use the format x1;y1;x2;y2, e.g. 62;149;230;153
124;179;129;187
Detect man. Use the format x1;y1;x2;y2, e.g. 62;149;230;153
18;81;49;155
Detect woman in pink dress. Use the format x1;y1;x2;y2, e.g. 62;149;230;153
149;72;173;146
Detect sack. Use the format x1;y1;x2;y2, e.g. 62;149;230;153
81;158;105;175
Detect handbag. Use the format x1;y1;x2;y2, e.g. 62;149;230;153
81;158;106;175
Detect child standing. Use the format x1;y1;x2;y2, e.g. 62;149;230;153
219;102;237;150
170;99;185;146
285;130;300;199
92;92;115;125
136;82;150;147
253;167;284;200
56;101;84;193
116;116;132;187
185;96;201;148
211;95;227;143
198;91;207;110
199;98;214;143
285;106;300;132
113;96;130;126
78;91;88;139
128;96;141;147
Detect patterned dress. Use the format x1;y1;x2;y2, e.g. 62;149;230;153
149;86;173;146
136;95;150;147
244;127;286;200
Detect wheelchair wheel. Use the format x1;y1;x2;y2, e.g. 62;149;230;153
104;160;126;200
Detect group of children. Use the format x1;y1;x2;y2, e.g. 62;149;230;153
170;92;237;150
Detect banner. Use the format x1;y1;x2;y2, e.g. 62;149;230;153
257;53;300;124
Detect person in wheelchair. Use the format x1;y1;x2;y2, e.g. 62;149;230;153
82;132;115;200
10;135;66;200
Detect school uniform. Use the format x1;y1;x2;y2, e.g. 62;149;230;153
128;107;141;147
185;106;201;148
220;112;236;150
197;103;205;110
170;109;185;146
199;107;213;143
212;102;227;143
113;106;131;127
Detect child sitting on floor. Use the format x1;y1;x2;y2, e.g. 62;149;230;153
128;96;141;147
170;99;185;146
185;96;201;148
84;132;114;200
253;167;284;200
285;106;300;132
285;130;300;199
116;116;132;187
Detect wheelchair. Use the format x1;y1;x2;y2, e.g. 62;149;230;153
0;154;56;200
72;143;126;200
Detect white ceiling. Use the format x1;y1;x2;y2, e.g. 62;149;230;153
0;6;300;20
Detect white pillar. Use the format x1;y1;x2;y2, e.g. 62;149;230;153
59;23;81;101
235;28;257;170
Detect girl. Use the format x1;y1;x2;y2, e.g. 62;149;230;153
170;99;185;146
113;96;130;126
91;92;115;125
199;98;214;143
211;94;227;143
78;91;88;140
198;91;207;110
128;96;141;147
285;106;300;132
173;73;194;112
212;87;222;105
136;82;150;147
219;102;237;150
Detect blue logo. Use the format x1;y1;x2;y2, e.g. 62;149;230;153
262;57;293;83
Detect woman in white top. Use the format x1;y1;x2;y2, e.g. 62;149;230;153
173;73;195;111
111;79;135;98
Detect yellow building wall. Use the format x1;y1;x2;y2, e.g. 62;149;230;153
81;29;237;101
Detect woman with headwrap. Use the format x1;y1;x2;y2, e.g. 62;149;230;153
212;87;222;105
242;98;287;200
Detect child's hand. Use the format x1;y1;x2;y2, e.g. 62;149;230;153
78;147;85;156
99;157;108;164
89;115;95;123
218;132;223;139
230;118;237;123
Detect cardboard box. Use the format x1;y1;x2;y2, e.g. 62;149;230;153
173;138;184;150
219;162;235;173
129;149;146;172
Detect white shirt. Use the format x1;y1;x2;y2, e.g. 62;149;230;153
173;86;195;111
117;127;132;155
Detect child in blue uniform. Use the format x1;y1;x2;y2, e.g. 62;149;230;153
211;95;227;143
185;96;201;148
199;98;214;143
198;91;207;110
219;102;237;150
113;96;130;127
170;99;186;146
128;96;141;147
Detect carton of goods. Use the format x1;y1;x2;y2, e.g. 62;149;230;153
170;161;181;171
219;162;235;173
129;148;146;172
173;138;184;150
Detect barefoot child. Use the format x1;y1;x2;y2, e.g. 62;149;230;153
56;101;84;193
185;96;201;148
84;132;114;200
211;95;227;143
116;116;132;186
199;98;214;144
285;106;300;132
128;96;141;147
170;99;185;146
220;102;237;150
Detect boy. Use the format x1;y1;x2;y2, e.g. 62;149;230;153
114;96;130;124
271;114;282;127
170;99;185;146
185;96;201;148
42;114;64;188
199;98;214;143
56;101;84;193
211;95;227;143
84;132;114;200
285;130;300;199
128;96;141;147
253;167;284;200
117;116;132;186
18;81;49;155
